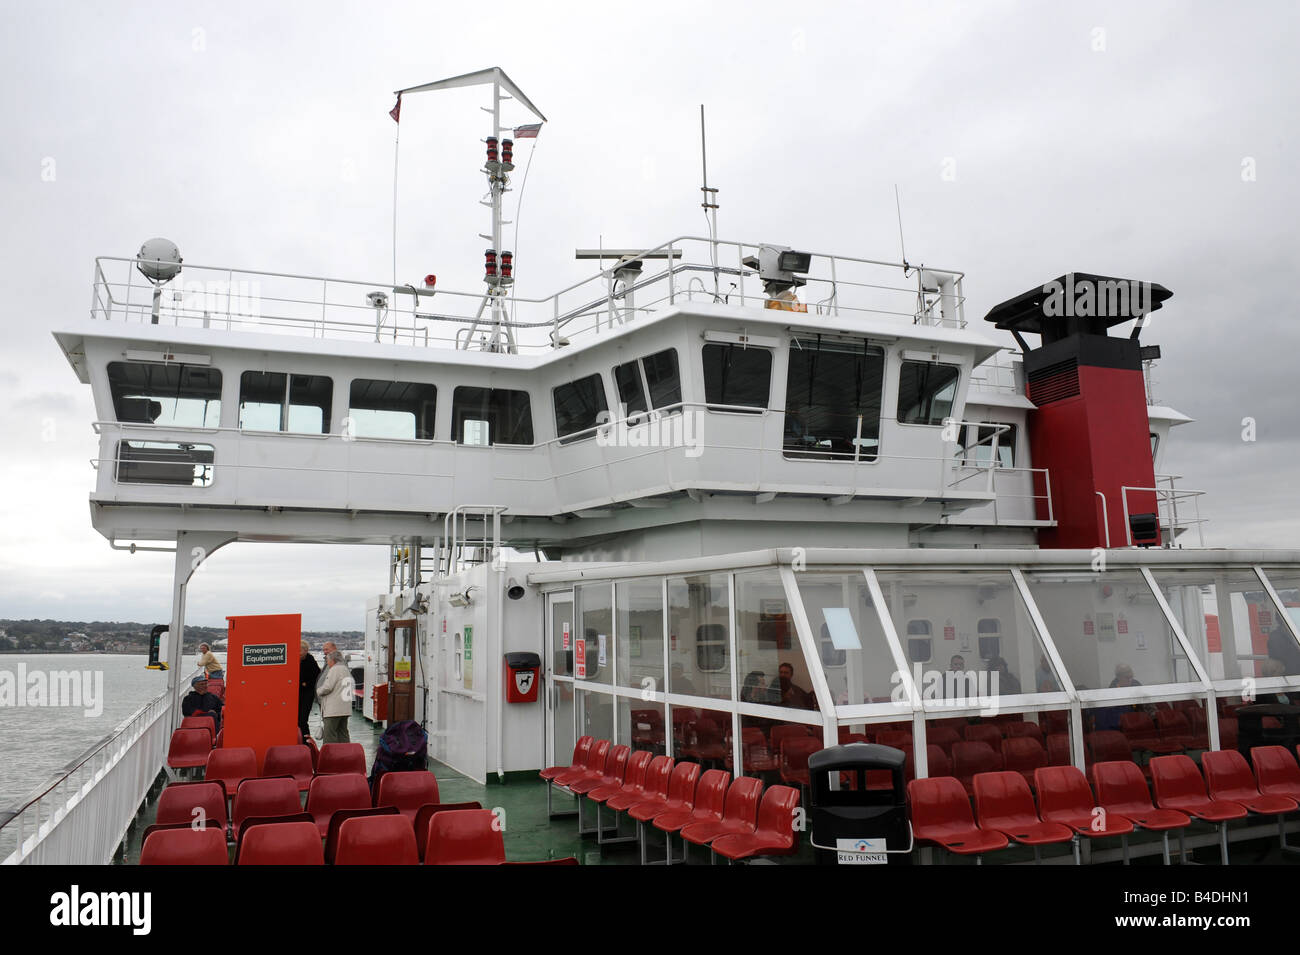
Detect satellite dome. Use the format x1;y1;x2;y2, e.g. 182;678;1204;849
136;237;183;282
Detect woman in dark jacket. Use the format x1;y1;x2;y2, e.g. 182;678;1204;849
298;640;321;740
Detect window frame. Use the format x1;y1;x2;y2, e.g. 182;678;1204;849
896;360;961;427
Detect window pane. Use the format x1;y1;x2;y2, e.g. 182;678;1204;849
703;343;771;412
613;361;648;417
579;689;614;743
551;600;572;678
348;379;436;440
877;571;1062;709
287;374;332;434
108;362;221;428
553;373;609;441
643;349;682;410
616;580;664;692
115;441;215;487
1025;570;1194;690
575;582;612;685
668;574;730;700
897;361;959;425
794;572;899;709
736;570;809;707
783;340;884;461
239;371;285;430
1259;570;1300;678
620;698;665;756
452;386;533;445
960;423;1016;468
1151;568;1271;682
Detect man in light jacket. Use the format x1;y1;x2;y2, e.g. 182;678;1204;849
317;650;353;743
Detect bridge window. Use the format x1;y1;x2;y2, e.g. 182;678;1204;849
238;372;332;434
783;338;885;460
613;361;648;417
703;343;771;413
452;387;534;446
906;620;933;663
347;379;437;440
958;423;1017;468
897;361;959;425
108;362;221;427
612;348;682;421
553;373;609;443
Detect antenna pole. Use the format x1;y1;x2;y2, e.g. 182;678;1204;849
700;105;719;294
894;184;910;274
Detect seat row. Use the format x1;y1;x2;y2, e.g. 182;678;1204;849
168;740;367;789
909;746;1300;865
543;736;801;864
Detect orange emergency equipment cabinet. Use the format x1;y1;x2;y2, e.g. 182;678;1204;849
224;613;302;773
504;652;541;704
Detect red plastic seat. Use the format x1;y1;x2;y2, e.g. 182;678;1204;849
606;756;671;812
682;717;728;762
1091;761;1190;833
180;715;217;741
779;736;822;788
1149;755;1247;822
335;814;419;865
570;744;628;796
1034;765;1134;839
630;760;699;821
973;772;1074;851
903;745;951;782
376;770;441;823
1045;734;1071;767
236;821;324;865
1120;712;1182;754
728;728;778;773
204;747;257;800
231;776;304;837
769;724;814;753
963;723;1003;747
323;806;401;864
263;745;315;792
874;730;912;750
630;710;665;751
1202;749;1297;815
589;751;652;805
712;784;802;861
552;739;610;790
654;769;729;834
140;826;229;865
413;802;484;862
680;776;762;847
1043;711;1069;735
1086;731;1144;775
156;781;228;833
167;728;213;769
305;736;319;770
951;741;1003;794
1004;722;1045;744
1155;710;1195;751
1001;737;1048;787
317;742;367;776
907;776;1008;858
540;735;594;782
1218;718;1238;749
306;772;373;836
424;809;505;865
1252;746;1300;801
926;727;961;755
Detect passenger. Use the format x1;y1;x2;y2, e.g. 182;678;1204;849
1266;625;1300;675
317;650;353;743
740;670;769;703
182;676;223;729
670;663;698;696
1093;663;1145;732
949;654;965;672
989;656;1021;696
196;642;223;680
1036;655;1058;692
298;640;321;741
777;662;815;709
1257;658;1291;704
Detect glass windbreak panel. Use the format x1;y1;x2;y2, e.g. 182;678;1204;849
642;348;682;411
958;423;1016;468
1025;570;1193;690
553;374;609;443
551;599;572;678
616;580;664;692
452;386;534;445
876;571;1062;708
108;362;221;427
702;343;771;413
575;582;612;685
676;706;731;768
667;574;730;700
1152;569;1276;683
612;361;648;417
619;697;666;756
553;681;575;766
1083;696;1210;761
736;570;808;709
792;572;897;709
578;690;614;743
747;718;820;782
783;338;885;461
897;361;959;425
347;379;436;440
1260;571;1300;677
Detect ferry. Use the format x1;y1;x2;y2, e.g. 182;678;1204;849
7;67;1300;871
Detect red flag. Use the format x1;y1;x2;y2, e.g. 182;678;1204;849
513;123;541;139
389;93;402;124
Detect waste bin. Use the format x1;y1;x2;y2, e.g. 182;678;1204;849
1236;703;1300;765
504;652;542;703
807;743;912;866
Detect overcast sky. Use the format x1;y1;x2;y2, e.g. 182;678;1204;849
1;1;1297;632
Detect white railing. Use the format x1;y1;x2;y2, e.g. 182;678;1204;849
0;684;177;865
90;237;967;355
968;346;1022;395
1121;475;1207;547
